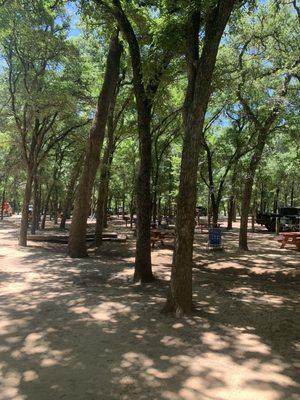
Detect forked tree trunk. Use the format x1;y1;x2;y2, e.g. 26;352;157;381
164;1;235;314
68;31;122;258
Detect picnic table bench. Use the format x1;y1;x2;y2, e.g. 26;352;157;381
277;232;300;250
151;229;167;247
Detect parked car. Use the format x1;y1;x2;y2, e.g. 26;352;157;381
256;207;300;232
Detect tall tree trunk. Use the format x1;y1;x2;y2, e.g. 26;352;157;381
164;1;235;314
19;167;34;246
207;189;212;226
227;196;235;229
211;201;219;227
53;188;59;225
158;197;162;226
227;167;238;230
251;189;257;233
260;183;264;212
134;111;153;281
290;181;294;207
94;139;114;245
1;188;5;220
68;31;122;258
239;134;267;250
273;187;280;213
31;175;39;234
41;184;53;230
60;155;83;230
104;2;164;282
152;189;157;224
103;195;109;229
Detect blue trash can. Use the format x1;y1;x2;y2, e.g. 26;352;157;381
208;228;222;249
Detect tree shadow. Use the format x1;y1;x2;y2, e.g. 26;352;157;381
0;220;299;400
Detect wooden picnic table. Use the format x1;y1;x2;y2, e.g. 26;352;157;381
278;232;300;250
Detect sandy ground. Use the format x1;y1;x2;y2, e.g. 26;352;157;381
0;216;299;400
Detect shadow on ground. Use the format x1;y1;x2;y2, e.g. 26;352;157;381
0;218;299;400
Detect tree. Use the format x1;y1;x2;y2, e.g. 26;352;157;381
95;0;173;282
231;3;300;249
0;0;87;245
164;0;236;314
68;30;122;258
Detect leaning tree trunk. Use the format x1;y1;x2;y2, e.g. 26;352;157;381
94;86;118;244
164;0;235;314
68;31;122;258
239;133;267;250
19;166;34;246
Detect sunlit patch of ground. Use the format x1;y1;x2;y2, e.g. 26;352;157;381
0;216;299;400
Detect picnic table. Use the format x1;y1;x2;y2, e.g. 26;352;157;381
151;229;166;247
277;232;300;250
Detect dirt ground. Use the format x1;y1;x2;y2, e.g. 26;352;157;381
0;216;299;400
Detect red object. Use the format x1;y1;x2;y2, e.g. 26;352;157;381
1;201;13;216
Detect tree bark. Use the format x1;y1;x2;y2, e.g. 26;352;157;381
30;174;40;234
102;0;171;282
227;166;238;229
239;133;267;250
60;155;83;230
41;184;52;230
19;167;34;246
164;0;235;314
290;181;294;207
68;31;122;258
94;139;114;245
1;188;5;220
273;187;280;213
